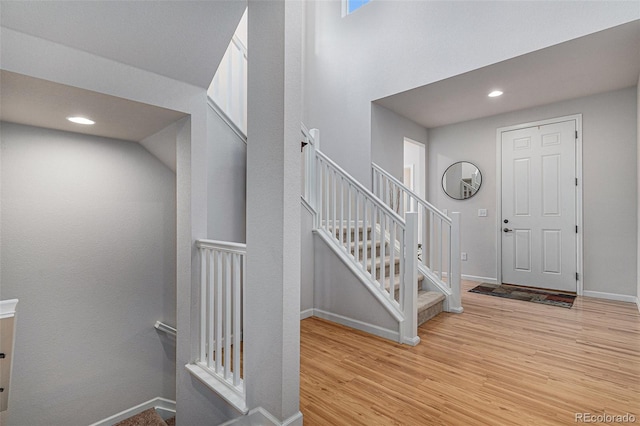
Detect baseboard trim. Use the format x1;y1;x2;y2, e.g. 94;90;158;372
300;308;314;320
312;309;400;342
636;297;640;313
88;397;176;426
462;274;497;284
582;290;637;304
219;408;303;426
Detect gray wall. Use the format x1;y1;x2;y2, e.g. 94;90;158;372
1;25;241;425
207;106;247;243
303;0;637;188
428;87;638;297
0;122;176;426
371;104;428;182
313;235;399;335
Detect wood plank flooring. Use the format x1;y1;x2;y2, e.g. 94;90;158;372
300;280;640;425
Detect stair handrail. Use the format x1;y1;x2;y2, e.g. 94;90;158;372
188;238;248;413
318;152;405;225
371;163;450;223
371;162;463;313
305;130;418;343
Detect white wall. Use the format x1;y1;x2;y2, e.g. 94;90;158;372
428;87;638;296
403;139;426;200
0;122;176;426
371;104;428;182
303;0;638;187
207;105;247;243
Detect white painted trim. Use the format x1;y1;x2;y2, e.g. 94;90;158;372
636;297;640;313
462;274;498;284
185;363;248;414
300;196;315;216
314;229;404;322
313;308;400;343
582;291;638;304
496;114;583;294
0;299;18;319
88;397;176;426
402;335;421;346
219;408;303;426
207;96;247;144
154;320;176;337
300;308;314;320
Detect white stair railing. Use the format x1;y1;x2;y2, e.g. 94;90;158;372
372;163;462;313
189;239;247;412
303;129;418;343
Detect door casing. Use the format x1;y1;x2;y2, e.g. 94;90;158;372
496;114;583;295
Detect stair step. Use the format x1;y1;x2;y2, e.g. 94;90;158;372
114;408;173;426
349;239;383;258
366;255;402;277
417;290;445;326
330;224;373;240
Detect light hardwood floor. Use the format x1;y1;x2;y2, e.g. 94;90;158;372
300;280;640;425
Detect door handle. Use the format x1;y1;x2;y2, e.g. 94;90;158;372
503;228;513;233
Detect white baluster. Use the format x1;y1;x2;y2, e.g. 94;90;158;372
225;252;232;380
200;248;207;363
215;251;223;374
208;250;215;369
233;253;241;386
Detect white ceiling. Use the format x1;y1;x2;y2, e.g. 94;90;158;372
0;70;187;142
0;0;247;88
375;20;640;129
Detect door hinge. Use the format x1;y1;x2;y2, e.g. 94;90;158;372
575;130;578;139
576;272;579;281
575;178;578;186
576;225;578;233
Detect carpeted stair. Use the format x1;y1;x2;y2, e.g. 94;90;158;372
114;408;175;426
340;225;445;326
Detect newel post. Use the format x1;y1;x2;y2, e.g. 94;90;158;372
309;128;320;225
401;212;419;346
450;212;463;313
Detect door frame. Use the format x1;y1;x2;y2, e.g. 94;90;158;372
495;114;583;295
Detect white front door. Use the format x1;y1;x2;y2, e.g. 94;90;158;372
501;119;577;292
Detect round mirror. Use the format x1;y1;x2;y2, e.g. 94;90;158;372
442;161;482;200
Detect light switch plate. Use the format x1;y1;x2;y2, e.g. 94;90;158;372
478;209;487;217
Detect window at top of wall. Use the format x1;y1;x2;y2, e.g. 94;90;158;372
344;0;370;16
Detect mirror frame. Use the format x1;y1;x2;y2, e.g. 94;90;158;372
441;161;482;200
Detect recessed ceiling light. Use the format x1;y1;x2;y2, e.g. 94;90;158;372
67;116;95;125
488;90;503;98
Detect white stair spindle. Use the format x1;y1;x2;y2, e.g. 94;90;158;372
215;251;223;374
224;252;232;380
233;252;241;386
200;248;207;364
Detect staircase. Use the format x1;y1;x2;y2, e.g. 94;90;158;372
340;225;445;327
302;126;462;345
114;408;175;426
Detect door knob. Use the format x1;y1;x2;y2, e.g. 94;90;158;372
503;228;513;233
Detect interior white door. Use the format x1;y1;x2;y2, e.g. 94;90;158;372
501;120;577;292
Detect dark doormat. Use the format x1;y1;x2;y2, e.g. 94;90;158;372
469;283;576;308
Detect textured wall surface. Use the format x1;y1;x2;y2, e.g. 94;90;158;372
0;122;176;426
